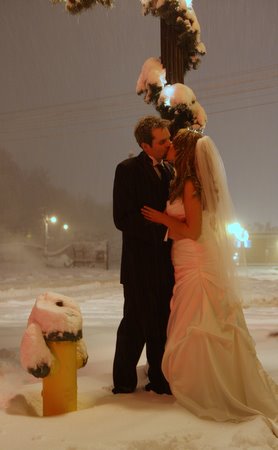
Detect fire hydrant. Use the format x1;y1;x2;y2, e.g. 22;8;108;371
20;292;88;416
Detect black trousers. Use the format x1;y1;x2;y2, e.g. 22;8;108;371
112;283;171;391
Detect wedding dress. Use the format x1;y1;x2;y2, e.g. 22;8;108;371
162;198;278;435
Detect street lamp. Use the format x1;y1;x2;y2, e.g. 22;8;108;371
44;215;58;255
227;222;250;248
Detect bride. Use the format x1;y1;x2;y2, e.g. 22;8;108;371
141;128;278;436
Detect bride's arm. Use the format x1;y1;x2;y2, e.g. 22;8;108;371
141;180;202;241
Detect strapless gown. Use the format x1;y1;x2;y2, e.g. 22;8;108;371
162;199;278;435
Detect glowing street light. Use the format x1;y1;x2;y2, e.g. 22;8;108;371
227;222;250;265
227;222;249;248
63;224;69;231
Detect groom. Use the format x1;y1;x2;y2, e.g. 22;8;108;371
112;115;174;395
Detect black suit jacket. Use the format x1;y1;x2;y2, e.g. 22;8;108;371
113;151;174;299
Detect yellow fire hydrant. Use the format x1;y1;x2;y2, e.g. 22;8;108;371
20;292;88;416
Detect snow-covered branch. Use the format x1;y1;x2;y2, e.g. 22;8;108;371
136;59;207;133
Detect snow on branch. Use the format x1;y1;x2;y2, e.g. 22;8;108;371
136;57;167;104
136;60;207;133
140;0;206;71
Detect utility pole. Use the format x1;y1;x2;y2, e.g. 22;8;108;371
160;18;185;85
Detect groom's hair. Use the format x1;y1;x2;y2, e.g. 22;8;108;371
134;116;170;147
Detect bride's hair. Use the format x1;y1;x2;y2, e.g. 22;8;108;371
169;128;202;202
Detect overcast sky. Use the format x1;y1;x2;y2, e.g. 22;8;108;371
0;0;277;227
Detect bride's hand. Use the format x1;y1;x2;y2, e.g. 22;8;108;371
141;206;167;225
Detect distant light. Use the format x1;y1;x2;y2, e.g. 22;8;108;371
49;216;57;224
63;224;69;231
227;222;250;248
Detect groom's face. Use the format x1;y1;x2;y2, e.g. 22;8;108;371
143;127;171;162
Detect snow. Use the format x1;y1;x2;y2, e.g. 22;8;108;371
25;292;83;336
158;83;196;108
0;260;278;450
136;57;166;103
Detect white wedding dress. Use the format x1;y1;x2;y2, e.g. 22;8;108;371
162;198;278;435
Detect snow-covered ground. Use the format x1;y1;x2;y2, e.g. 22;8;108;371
0;260;278;450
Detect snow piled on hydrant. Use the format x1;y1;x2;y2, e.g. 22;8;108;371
20;292;88;378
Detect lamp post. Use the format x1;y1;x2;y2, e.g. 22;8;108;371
43;215;57;255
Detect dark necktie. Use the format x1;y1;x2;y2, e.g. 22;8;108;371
155;163;167;181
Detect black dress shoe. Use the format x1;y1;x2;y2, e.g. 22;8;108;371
145;382;172;395
112;386;134;394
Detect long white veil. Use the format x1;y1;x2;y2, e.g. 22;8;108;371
196;136;240;303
